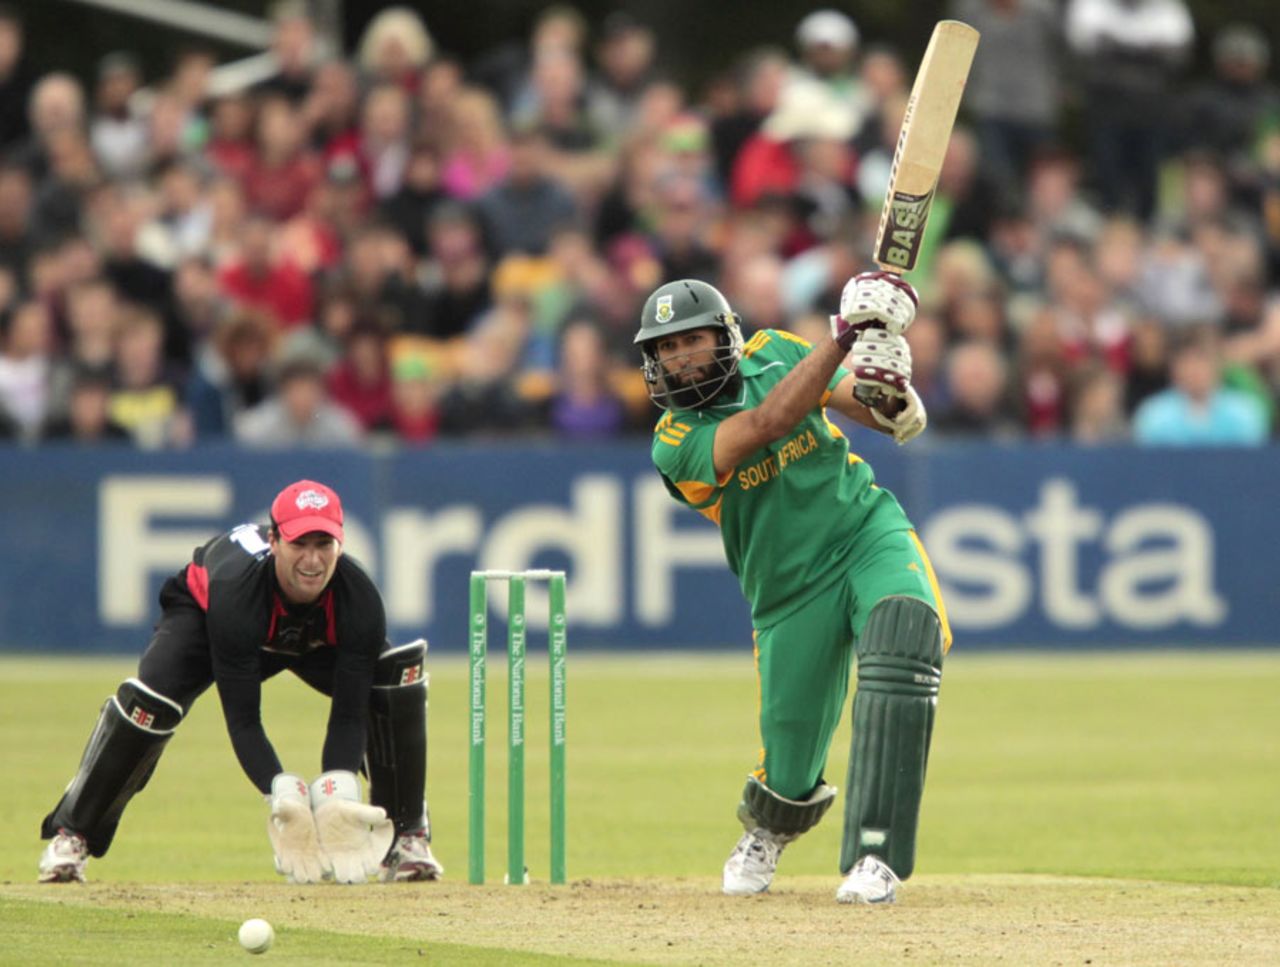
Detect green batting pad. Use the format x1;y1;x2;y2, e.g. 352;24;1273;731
840;596;942;879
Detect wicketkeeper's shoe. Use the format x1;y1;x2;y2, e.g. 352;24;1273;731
380;830;444;882
722;829;787;895
835;854;900;904
38;829;89;884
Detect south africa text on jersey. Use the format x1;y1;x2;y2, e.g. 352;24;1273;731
738;429;820;490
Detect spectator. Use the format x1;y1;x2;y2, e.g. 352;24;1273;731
107;304;186;448
475;4;589;116
204;94;256;181
1068;362;1129;443
709;48;789;189
1125;316;1170;412
1133;325;1267;445
33;130;101;249
0;163;33;280
327;322;392;432
386;342;442;444
137;161;213;268
88;52;148;181
548;318;629;439
732;78;855;210
254;0;318;104
438;302;540;436
13;72;85;182
170;255;230;352
217;214;313;329
1065;0;1193;219
40;367;130;444
587;13;658;144
416;55;464;151
335;223;423;332
235;353;363;447
352;83;412;201
379;142;448;256
0;5;34;153
0;297;56;439
790;9;872;142
62;277;120;375
933;340;1020;438
302;60;360;160
440;87;510;201
478;125;578;257
242;95;322;221
950;0;1062;184
185;309;276;439
1182;24;1280;178
415;204;492;340
356;6;434;93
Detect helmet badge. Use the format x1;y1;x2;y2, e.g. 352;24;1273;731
655;295;674;323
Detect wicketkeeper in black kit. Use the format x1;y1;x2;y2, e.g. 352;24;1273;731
38;479;443;885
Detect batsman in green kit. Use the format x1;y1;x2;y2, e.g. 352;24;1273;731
634;273;951;904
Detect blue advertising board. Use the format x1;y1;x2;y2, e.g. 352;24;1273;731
0;442;1272;652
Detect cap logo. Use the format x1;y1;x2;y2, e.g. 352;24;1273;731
294;489;330;511
655;295;674;323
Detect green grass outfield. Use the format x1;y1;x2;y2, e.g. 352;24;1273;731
1;651;1278;965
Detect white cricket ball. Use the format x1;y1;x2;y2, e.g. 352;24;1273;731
238;918;274;954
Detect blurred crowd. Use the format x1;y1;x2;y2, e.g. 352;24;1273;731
0;0;1277;449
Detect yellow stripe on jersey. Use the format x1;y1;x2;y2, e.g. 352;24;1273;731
658;434;683;446
743;331;771;357
909;530;953;654
752;632;766;781
823;413;845;439
775;329;812;347
654;411;674;433
697;495;724;525
674;479;716;504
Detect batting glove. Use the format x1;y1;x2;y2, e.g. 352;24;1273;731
831;271;919;348
849;329;913;399
266;772;329;884
868;385;928;445
310;770;394;885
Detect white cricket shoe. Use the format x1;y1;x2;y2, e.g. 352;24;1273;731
381;830;444;882
38;829;88;884
836;854;900;904
722;829;787;895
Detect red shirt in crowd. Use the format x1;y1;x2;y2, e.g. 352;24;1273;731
217;260;314;329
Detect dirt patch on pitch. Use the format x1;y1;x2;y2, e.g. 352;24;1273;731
7;875;1279;965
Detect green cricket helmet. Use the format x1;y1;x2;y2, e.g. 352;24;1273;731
634;279;745;410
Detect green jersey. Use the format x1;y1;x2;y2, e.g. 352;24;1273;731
652;328;910;627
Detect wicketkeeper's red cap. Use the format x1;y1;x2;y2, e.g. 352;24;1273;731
270;480;345;542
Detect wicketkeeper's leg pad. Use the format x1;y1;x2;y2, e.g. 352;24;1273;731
736;774;837;842
366;638;431;836
840;595;942;880
41;678;184;857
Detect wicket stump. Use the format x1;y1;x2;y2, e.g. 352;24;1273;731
468;569;567;885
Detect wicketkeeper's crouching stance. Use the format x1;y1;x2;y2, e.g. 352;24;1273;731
38;480;443;885
635;272;950;904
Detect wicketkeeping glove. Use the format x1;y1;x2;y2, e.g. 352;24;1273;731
310;770;394;885
266;772;329;884
831;271;919;349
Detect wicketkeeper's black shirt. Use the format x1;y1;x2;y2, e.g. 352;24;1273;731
165;523;385;793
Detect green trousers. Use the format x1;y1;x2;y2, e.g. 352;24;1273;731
751;526;950;799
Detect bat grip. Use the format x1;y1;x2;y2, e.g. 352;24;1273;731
854;384;884;408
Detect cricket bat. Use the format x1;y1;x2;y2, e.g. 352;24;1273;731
873;20;979;274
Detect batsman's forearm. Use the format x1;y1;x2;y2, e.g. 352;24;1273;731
750;339;846;440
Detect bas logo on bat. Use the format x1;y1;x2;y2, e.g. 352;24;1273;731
876;191;934;269
872;20;978;275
